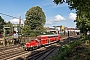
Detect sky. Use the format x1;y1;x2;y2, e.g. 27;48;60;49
0;0;76;28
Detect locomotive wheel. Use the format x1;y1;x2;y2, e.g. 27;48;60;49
30;47;33;51
33;46;38;50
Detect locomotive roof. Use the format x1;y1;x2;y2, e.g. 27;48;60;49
37;34;59;37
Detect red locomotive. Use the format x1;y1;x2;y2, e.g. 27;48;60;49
24;34;61;50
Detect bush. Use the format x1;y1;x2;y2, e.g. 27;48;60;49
81;35;88;40
44;32;54;35
50;40;82;60
30;32;36;37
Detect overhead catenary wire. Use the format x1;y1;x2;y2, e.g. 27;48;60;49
0;12;25;21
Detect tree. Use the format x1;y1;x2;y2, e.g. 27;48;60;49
5;21;13;34
76;11;90;35
0;16;5;33
22;25;31;35
53;0;90;12
5;21;12;26
23;6;46;36
53;0;90;35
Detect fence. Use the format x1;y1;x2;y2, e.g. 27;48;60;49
0;31;77;47
0;36;35;47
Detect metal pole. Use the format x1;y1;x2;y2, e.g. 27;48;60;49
3;26;6;46
68;31;69;38
19;16;21;44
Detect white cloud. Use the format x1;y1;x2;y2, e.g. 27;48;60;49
54;14;66;22
41;0;68;9
69;13;76;20
46;21;52;25
53;3;68;8
45;14;66;25
42;2;53;6
8;19;24;24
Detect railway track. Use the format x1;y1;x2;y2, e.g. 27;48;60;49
0;35;79;60
26;45;57;60
3;51;28;60
0;43;57;60
7;43;59;60
36;47;57;60
0;47;22;55
0;44;20;51
0;47;25;59
31;36;80;60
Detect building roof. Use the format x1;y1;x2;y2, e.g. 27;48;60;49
53;26;62;27
37;34;59;37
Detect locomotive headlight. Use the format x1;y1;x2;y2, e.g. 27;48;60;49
26;49;27;50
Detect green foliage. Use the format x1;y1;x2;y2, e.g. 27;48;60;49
23;6;46;36
53;0;90;12
5;21;13;34
0;16;5;33
86;57;90;60
50;35;90;60
44;32;54;35
25;6;46;30
30;32;36;37
5;21;12;27
51;40;82;60
22;26;46;37
70;40;82;49
76;11;90;34
22;25;31;35
87;49;90;55
81;35;88;40
53;0;90;35
30;30;40;36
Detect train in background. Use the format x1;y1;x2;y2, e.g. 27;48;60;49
23;34;61;51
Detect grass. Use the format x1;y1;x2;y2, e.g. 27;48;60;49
50;36;90;60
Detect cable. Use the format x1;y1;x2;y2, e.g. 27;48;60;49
0;13;24;21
